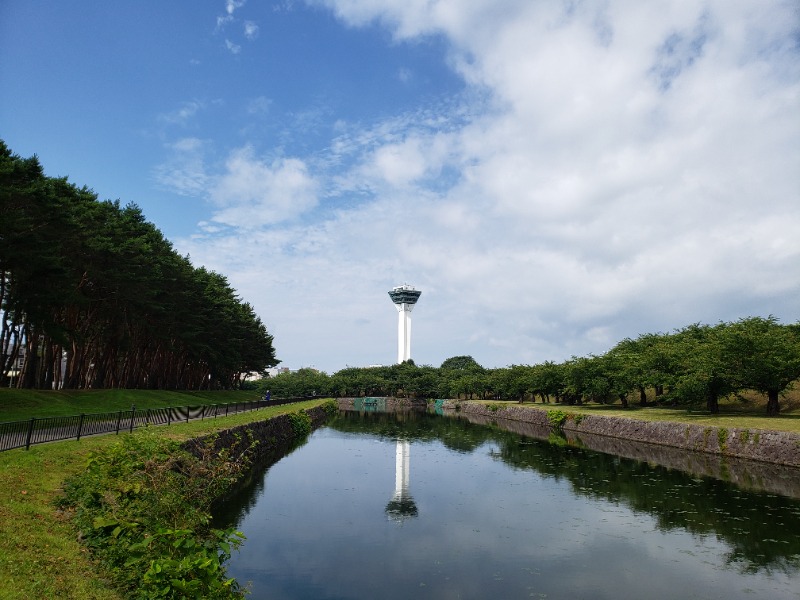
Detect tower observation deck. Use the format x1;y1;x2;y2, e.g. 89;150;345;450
388;284;421;364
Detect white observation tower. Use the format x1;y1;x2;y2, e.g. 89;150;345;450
388;284;421;364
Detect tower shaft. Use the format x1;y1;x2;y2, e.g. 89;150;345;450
396;304;413;363
388;285;421;364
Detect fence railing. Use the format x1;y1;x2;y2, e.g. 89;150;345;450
0;396;319;452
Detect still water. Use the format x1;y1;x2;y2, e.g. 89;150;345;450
215;411;800;599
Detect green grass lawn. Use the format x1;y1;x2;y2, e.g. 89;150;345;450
0;389;263;423
0;398;328;600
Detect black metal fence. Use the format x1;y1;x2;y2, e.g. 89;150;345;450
0;396;318;452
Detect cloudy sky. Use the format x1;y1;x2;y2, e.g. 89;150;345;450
1;1;798;373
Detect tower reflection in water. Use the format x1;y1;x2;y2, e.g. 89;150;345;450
385;439;418;522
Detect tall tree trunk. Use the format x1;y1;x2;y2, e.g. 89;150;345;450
766;389;780;416
21;327;38;389
706;390;719;414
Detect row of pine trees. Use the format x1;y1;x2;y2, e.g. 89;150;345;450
0;141;278;390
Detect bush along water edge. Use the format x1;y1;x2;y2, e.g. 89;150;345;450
58;426;260;598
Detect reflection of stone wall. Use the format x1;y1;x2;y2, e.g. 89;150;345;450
441;402;800;498
338;397;428;411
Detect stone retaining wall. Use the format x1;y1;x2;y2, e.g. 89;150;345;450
183;404;330;463
443;401;800;468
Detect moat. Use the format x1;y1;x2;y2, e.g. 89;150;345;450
214;410;800;599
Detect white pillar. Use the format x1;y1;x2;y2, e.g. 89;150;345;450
395;303;414;363
394;439;410;497
386;438;417;521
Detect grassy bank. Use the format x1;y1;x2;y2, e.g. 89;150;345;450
475;392;800;434
0;389;263;423
0;398;328;600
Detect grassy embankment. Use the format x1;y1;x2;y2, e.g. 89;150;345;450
475;389;800;434
0;388;262;423
0;391;328;600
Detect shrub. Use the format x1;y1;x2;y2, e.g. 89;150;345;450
547;410;568;430
58;429;250;598
287;410;312;437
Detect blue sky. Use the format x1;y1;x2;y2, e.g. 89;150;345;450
2;1;799;373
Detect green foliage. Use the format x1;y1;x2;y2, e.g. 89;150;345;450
322;399;339;416
58;429;250;598
129;527;245;599
440;355;484;371
287;411;312;437
717;428;729;452
0;140;277;391
261;317;797;418
703;428;712;449
547;410;568;431
261;368;330;398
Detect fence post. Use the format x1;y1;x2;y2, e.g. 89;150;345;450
225;403;229;417
146;409;151;426
167;408;171;425
25;418;35;450
115;410;122;434
186;407;190;424
129;407;136;433
76;413;85;441
201;405;205;421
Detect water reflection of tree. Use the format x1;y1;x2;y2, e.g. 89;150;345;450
331;410;800;574
331;410;495;453
494;430;800;575
211;436;311;528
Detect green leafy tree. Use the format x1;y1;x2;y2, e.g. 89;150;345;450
668;324;737;414
723;316;800;416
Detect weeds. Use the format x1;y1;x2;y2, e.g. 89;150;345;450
547;410;568;431
58;429;251;598
287;411;312;437
717;428;728;452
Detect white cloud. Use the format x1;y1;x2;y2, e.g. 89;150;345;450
208;146;319;228
247;96;272;115
225;39;241;54
175;0;800;371
216;1;257;50
226;0;245;16
154;138;210;196
244;20;259;40
158;100;204;125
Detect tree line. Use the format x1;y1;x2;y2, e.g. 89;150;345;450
0;140;278;390
261;317;800;416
